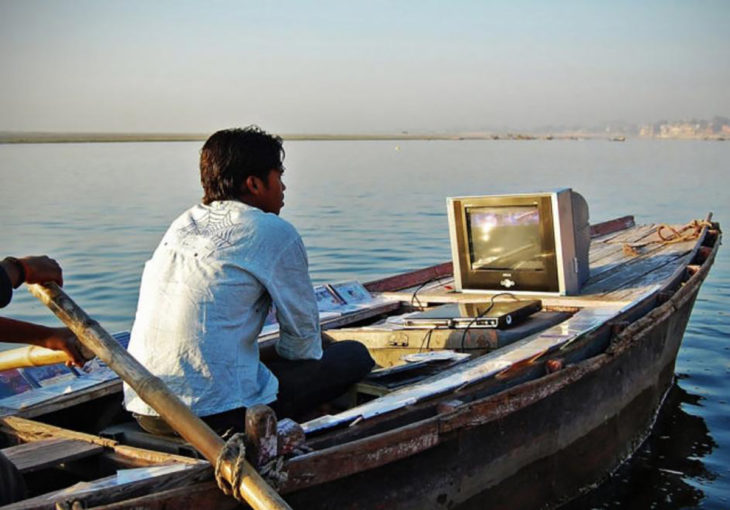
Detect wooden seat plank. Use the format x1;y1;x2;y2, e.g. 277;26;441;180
589;224;659;263
603;250;694;301
590;223;657;245
2;438;103;473
581;241;694;296
326;311;571;352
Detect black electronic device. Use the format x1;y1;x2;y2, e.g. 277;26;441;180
402;299;542;329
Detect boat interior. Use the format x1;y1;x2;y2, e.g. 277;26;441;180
0;216;720;507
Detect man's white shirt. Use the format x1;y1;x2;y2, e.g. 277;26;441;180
124;200;322;417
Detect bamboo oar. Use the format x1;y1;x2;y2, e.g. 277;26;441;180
0;345;71;371
28;282;292;510
0;339;94;371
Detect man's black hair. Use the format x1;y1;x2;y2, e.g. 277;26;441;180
200;126;284;205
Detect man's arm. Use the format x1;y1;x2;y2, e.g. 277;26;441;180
1;255;64;307
0;317;86;367
0;256;86;367
267;238;323;361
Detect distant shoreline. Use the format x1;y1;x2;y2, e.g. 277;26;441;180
0;132;726;144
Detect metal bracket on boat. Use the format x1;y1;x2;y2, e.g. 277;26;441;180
53;500;85;510
609;321;630;336
437;399;464;414
656;291;674;305
388;332;410;347
686;265;701;277
545;358;564;373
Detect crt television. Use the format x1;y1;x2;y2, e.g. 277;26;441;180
447;189;590;295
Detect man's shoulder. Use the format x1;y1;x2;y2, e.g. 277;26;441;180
164;201;301;249
204;202;300;239
249;209;300;239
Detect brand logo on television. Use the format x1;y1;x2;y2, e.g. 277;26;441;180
500;278;516;288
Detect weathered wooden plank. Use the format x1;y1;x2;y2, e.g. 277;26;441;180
595;223;657;244
326;326;497;351
604;251;694;301
588;225;660;265
584;227;695;282
365;262;453;293
2;438;103;473
82;481;238;510
284;420;441;492
581;242;694;296
7;379;122;420
3;463;213;510
326;312;570;353
353;381;394;397
0;416;202;466
589;215;635;237
376;287;631;308
588;240;624;263
246;405;278;467
589;223;657;247
606;217;714;303
1;415;118;448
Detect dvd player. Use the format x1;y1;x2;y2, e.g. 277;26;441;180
403;300;542;329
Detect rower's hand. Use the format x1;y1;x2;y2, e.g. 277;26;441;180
42;328;87;367
20;256;64;286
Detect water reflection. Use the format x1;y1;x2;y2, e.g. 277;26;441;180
564;380;717;509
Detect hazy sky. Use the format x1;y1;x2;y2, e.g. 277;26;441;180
1;1;728;133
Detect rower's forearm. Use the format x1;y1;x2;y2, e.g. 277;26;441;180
0;316;56;346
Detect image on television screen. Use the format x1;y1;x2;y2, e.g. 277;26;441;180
466;205;545;271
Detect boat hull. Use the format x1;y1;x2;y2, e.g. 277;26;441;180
284;243;713;509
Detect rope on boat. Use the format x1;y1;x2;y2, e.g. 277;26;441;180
215;433;248;501
215;432;289;501
622;219;712;256
259;456;289;489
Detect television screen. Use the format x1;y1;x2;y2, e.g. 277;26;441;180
466;205;544;272
448;189;590;295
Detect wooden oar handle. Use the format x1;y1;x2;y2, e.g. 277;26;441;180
0;345;69;371
27;282;292;510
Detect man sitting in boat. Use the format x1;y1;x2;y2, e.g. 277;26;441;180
124;126;374;436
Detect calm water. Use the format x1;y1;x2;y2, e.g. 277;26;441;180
1;139;728;508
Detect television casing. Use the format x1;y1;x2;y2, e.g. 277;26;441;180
447;189;590;296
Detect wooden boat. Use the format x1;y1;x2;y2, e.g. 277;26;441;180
0;213;721;509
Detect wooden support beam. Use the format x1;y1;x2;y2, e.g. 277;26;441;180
609;321;630;336
245;405;278;468
437;400;464;414
276;419;305;457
